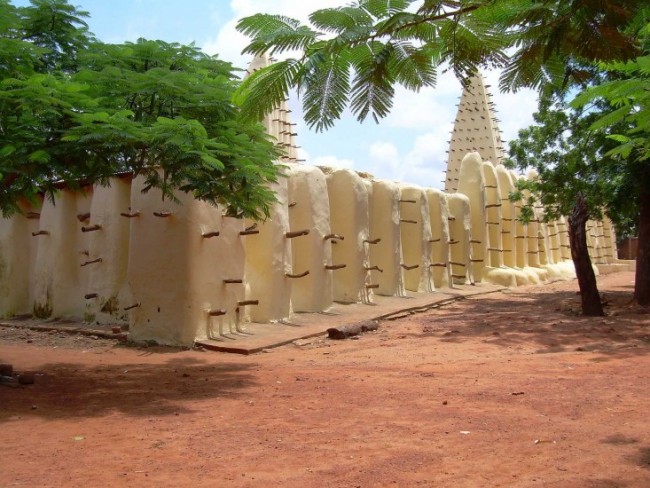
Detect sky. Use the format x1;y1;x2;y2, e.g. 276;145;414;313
14;0;539;189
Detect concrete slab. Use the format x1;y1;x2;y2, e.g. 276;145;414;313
196;283;505;354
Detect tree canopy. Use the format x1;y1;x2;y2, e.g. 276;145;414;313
0;0;282;219
234;0;647;131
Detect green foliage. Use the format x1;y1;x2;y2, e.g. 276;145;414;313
0;0;282;220
235;0;647;130
504;90;639;240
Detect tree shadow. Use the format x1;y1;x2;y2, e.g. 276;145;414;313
407;287;650;358
0;356;258;423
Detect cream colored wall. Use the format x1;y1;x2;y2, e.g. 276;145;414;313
367;179;404;297
31;189;93;319
244;178;292;323
496;166;516;268
447;193;472;284
399;185;433;292
84;177;132;324
0;159;619;346
481;161;504;268
286;164;333;313
426;188;451;289
0;199;41;317
457;152;487;282
325;168;371;303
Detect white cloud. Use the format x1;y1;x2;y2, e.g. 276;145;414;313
202;0;347;66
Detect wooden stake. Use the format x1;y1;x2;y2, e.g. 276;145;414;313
286;270;309;279
325;264;346;270
81;224;102;233
285;229;310;238
80;257;102;267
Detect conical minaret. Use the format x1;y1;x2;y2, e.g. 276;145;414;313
444;73;505;192
246;54;301;163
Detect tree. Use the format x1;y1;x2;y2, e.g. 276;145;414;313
234;0;645;130
0;0;282;220
571;27;650;305
504;95;630;316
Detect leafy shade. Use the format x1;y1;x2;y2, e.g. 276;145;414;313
235;0;646;130
0;0;282;219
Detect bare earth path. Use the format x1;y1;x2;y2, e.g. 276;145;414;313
1;271;649;487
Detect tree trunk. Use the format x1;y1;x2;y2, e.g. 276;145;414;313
568;193;604;316
634;190;650;306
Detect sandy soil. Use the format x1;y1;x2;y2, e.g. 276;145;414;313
1;271;649;488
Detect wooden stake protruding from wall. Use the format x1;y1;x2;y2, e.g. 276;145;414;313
124;303;141;311
80;257;102;267
81;224;102;233
120;211;141;218
286;229;310;238
202;231;220;238
286;270;310;279
208;309;227;316
325;264;347;270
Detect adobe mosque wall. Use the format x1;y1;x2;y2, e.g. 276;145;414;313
0;64;629;346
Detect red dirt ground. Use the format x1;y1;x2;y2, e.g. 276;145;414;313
1;271;649;487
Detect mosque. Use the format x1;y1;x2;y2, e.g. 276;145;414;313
0;55;627;347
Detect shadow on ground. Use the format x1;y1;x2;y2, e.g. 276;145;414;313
0;356;258;423
402;287;650;357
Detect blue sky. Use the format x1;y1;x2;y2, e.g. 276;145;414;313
14;0;539;189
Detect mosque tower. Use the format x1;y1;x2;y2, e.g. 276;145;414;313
444;73;505;192
246;54;301;163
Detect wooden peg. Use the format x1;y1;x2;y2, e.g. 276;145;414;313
208;309;227;316
124;303;141;311
399;199;417;203
80;257;102;267
364;238;381;245
77;212;91;222
237;300;259;306
288;201;297;208
223;279;243;284
286;270;310;279
400;219;417;224
286;229;310;238
428;238;441;243
202;231;220;238
401;264;419;270
324;233;344;241
81;224;102;232
470;239;482;244
84;293;98;299
153;211;172;218
450;261;466;267
120;211;141;218
240;229;260;236
448;240;459;245
365;284;380;289
430;263;447;268
31;230;49;236
325;264;347;270
485;203;502;208
364;265;383;273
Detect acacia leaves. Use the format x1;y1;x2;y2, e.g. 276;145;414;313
0;0;282;220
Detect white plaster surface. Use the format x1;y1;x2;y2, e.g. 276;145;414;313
367;179;404;297
399;185;433;292
286;164;333;312
244;178;292;322
326;168;370;303
457;152;487;282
